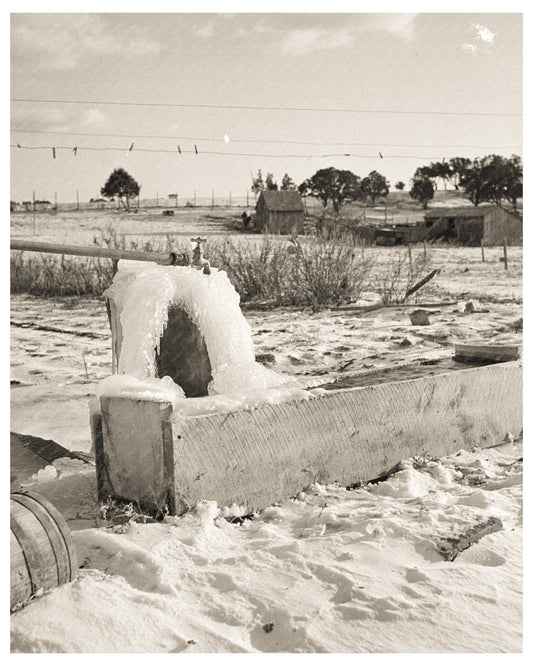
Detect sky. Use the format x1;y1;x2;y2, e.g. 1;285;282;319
9;10;523;204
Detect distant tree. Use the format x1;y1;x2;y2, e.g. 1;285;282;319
395;181;405;191
265;172;278;190
280;173;296;191
251;169;265;197
502;154;523;211
409;176;435;209
448;157;473;190
298;167;361;214
10;201;18;212
425;160;453;190
360;170;389;204
101;168;140;211
457;159;485;206
459;154;523;208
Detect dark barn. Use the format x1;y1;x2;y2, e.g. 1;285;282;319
423;205;522;246
254;190;305;234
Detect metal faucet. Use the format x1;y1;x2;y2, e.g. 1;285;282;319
190;237;211;275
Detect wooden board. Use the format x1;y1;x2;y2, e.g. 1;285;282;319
99;398;174;511
96;361;522;515
454;343;522;363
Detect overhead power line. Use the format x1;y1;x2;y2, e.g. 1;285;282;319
11;143;463;160
10;128;522;151
11;97;522;118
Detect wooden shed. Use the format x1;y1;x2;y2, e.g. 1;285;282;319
423;205;522;246
254;190;305;234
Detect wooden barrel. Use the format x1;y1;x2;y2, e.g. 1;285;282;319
10;491;78;611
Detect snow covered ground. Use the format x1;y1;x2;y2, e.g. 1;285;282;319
9;242;523;653
9;443;523;653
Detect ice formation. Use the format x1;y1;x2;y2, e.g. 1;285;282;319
99;261;324;415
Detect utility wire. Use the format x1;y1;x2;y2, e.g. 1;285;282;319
10;128;522;150
10;143;484;160
11;97;522;117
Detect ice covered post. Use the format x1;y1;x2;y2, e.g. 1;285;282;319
105;246;214;398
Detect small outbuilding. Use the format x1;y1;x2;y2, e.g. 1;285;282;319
423;205;522;246
254;190;305;235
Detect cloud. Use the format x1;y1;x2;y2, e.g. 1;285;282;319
364;14;418;41
462;22;496;55
279;14;418;56
475;23;496;44
281;26;354;56
81;108;107;128
11;103;107;135
11;14;161;71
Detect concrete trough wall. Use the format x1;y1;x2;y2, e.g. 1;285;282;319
93;361;522;515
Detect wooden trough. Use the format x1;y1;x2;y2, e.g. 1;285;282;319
10;240;523;518
91;355;522;516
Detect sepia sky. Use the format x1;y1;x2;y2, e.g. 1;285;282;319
10;10;523;204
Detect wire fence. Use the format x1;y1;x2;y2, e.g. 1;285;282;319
10;192;329;215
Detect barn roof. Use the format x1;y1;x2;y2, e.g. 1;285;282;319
258;190;304;211
424;205;494;219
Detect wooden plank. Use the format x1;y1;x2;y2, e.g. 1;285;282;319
90;404;109;501
436;517;503;561
100;397;173;512
167;362;521;514
454;343;521;363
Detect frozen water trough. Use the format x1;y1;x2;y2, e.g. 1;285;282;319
89;245;522;517
10;239;523;517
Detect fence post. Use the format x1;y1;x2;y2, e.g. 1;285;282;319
32;191;36;235
503;238;508;270
481;239;485;262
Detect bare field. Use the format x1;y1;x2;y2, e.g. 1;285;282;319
10;207;245;246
